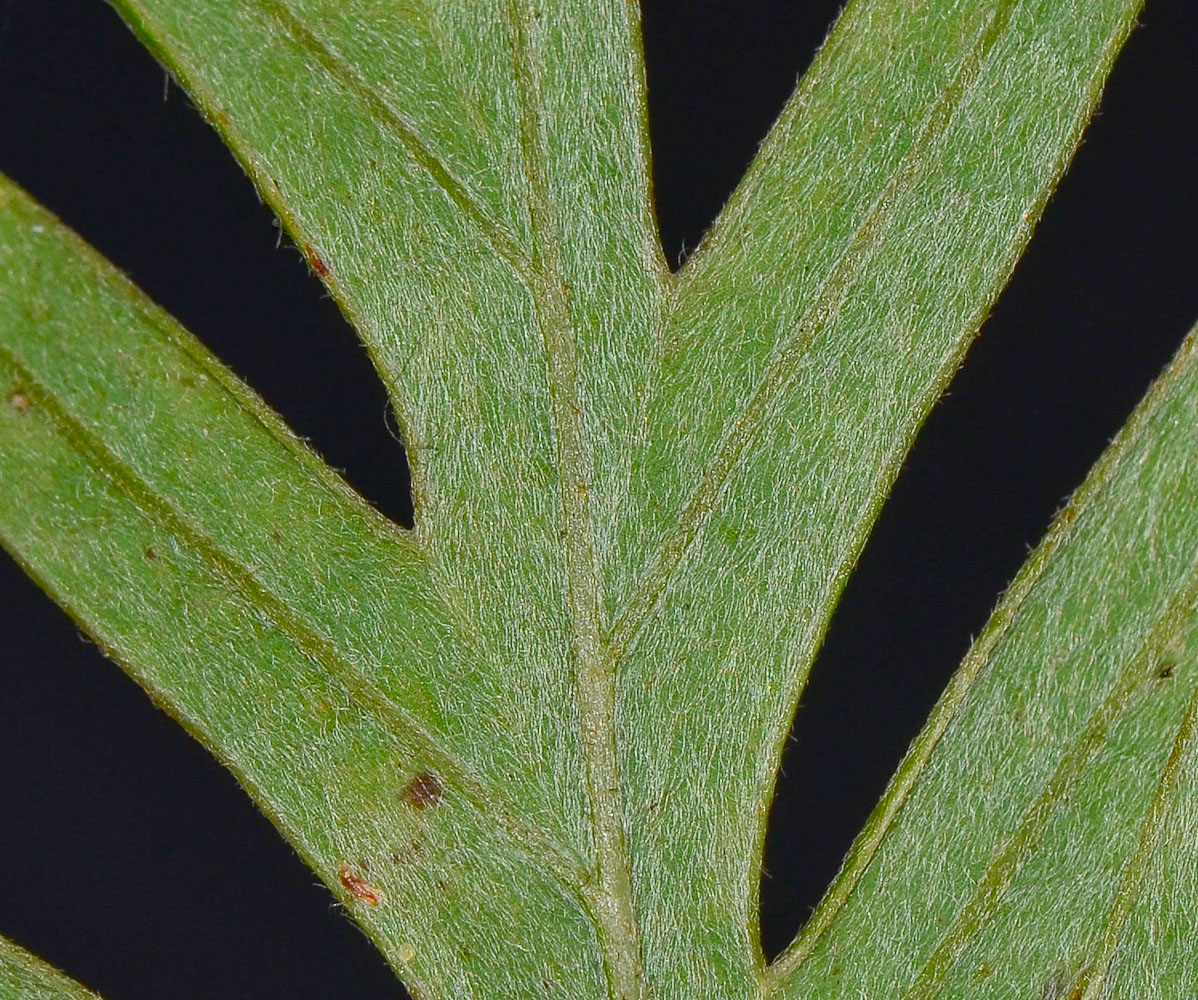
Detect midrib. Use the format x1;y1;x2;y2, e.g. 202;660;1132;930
506;4;643;999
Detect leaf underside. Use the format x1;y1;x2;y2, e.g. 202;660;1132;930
0;937;101;1000
2;0;1195;998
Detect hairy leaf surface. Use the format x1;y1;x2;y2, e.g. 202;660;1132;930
0;937;102;1000
774;326;1198;999
0;177;602;997
1;0;1194;998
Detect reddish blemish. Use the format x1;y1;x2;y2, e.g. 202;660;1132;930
402;770;443;809
303;243;330;277
338;862;382;905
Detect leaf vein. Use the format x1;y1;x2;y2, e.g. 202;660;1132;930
611;0;1021;653
898;561;1198;1000
0;342;586;901
767;327;1198;988
505;4;643;997
253;0;529;274
1066;682;1198;1000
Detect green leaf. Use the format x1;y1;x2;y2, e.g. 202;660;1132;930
0;937;103;1000
772;325;1198;999
2;0;1194;998
614;0;1147;987
108;14;667;967
0;176;602;997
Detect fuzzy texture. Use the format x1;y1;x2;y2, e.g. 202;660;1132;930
1;0;1194;998
0;938;101;1000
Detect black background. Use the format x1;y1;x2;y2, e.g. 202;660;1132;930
0;0;1195;996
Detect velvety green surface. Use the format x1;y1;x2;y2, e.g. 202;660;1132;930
3;0;1195;998
0;938;100;1000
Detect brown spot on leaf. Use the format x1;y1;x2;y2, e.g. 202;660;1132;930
7;391;32;413
402;770;443;809
143;547;157;561
338;862;382;906
302;243;330;277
